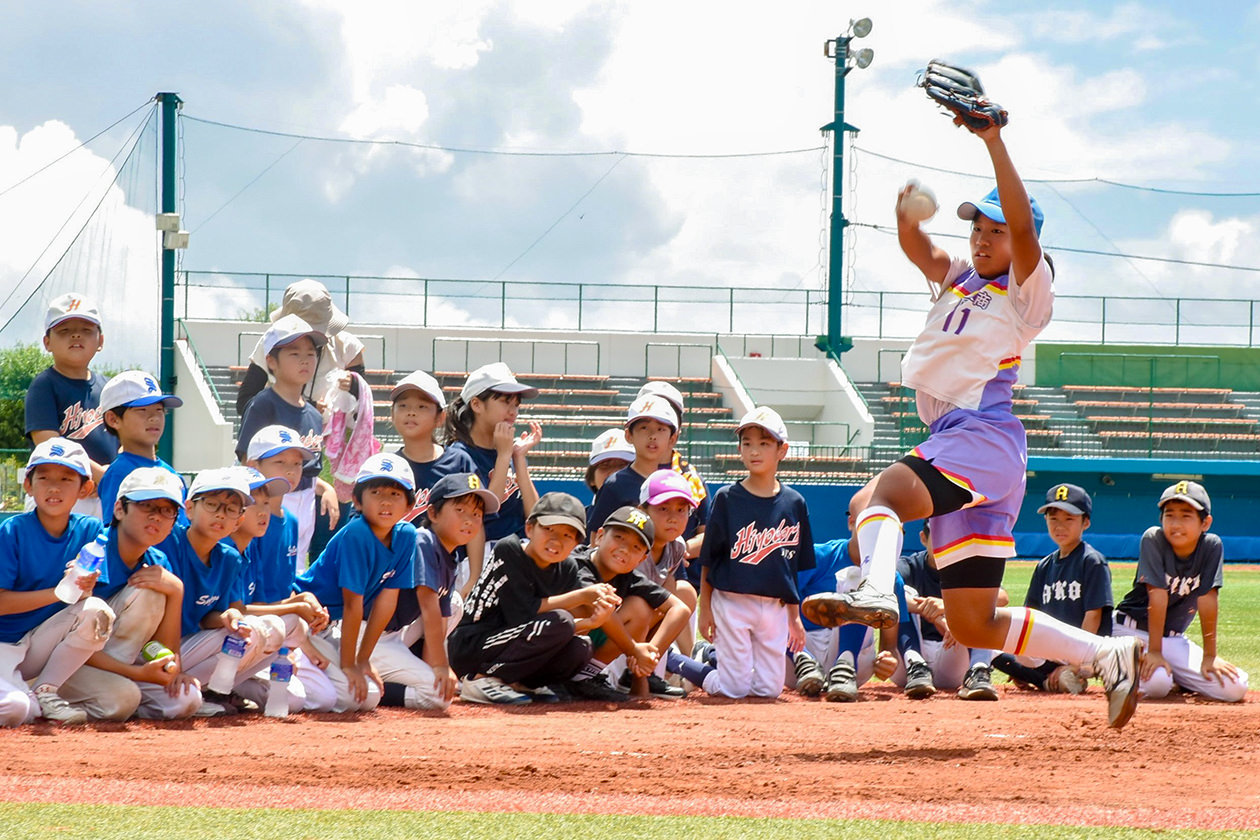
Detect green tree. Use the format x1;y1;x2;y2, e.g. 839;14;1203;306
0;342;52;450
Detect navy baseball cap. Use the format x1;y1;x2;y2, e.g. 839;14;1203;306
1037;483;1092;518
1158;480;1211;516
957;186;1044;236
602;505;655;550
429;472;500;514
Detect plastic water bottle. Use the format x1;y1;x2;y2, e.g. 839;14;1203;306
54;534;108;604
265;648;293;718
207;633;248;693
141;640;178;673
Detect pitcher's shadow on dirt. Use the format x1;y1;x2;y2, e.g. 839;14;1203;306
791;747;978;762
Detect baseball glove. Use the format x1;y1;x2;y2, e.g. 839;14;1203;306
918;60;1008;131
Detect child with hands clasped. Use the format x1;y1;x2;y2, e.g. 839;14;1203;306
0;440;113;725
802;109;1144;729
373;473;499;710
573;507;692;700
691;407;815;699
448;492;621;705
444;362;543;546
296;453;418;712
1113;482;1249;702
61;467;195;720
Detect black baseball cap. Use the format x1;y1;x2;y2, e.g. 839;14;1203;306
429;473;500;514
601;505;655;550
1158;480;1211;516
529;492;587;538
1037;483;1092;518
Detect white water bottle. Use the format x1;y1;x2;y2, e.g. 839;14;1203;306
207;633;248;693
265;648;294;718
54;534;108;604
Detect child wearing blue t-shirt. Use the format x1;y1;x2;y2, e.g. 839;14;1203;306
0;440;111;725
95;370;185;521
374;473;499;710
148;469;282;718
60;466;194;721
297;453;418;713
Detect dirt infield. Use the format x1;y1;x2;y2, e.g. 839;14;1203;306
1;685;1256;830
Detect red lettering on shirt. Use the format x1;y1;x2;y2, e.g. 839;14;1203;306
730;519;800;566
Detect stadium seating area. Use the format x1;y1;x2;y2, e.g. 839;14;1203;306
205;365;1260;484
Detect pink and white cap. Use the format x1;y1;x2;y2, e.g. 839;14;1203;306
639;469;698;508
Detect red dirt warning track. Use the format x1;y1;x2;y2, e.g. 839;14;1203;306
1;685;1256;830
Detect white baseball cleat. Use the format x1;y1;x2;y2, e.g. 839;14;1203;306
1093;636;1143;729
802;582;899;630
34;685;87;725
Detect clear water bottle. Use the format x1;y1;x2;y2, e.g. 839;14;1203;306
265;648;293;718
54;534;108;604
207;633;248;693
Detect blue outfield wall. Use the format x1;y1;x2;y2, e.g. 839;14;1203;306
540;458;1260;563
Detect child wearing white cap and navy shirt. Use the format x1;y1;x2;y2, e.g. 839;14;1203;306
443;362;543;544
0;439;112;725
25;294;115;514
236;314;341;568
390;370;478;522
94;370;185;522
296;453;418;713
60;467;197;721
587;394;682;536
688;407;814;699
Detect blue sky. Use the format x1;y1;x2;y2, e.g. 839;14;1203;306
2;1;1259;366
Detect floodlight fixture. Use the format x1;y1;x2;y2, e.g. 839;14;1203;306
852;48;874;69
851;17;872;38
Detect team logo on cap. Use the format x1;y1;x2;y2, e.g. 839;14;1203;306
278;430;293;443
1054;485;1070;501
467;474;482;489
625;509;649;529
65;297;82;311
1174;481;1189;495
379;459;394;472
49;444;65;457
144;376;159;393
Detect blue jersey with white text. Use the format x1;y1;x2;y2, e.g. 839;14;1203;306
94;528;172;602
296;516;416;621
97;452;186;525
700;482;814;604
0;513;103;642
160;524;245;637
238;510;301;604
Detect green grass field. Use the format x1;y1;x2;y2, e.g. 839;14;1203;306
3;567;1256;839
2;804;1258;840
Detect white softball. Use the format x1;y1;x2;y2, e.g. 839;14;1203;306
899;183;938;223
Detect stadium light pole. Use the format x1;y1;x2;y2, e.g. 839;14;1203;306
817;19;873;357
156;92;182;464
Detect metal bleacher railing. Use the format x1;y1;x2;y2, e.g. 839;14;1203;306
180;270;1260;346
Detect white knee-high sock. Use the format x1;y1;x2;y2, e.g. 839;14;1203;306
1002;607;1102;666
854;506;901;595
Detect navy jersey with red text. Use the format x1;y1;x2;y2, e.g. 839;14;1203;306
699;482;814;603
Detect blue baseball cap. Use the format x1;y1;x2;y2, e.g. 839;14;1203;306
957;186;1044;236
100;370;183;413
26;437;92;478
429;472;500;514
1037;483;1092;518
247;425;315;462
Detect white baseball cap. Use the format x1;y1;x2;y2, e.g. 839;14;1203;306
355;452;416;493
626;395;678;432
262;314;327;357
737;406;788;443
390;370;446;408
188;467;254;506
44;293;102;332
636;381;685;417
25;437;91;479
238;466;291;495
588;428;635;466
100;371;183;413
275;279;348;336
117;467;186;506
460;362;539;402
247;425;315;462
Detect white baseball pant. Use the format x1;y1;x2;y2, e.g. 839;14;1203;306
308;622;382;713
1113;618;1249;702
60;586;166;720
702;590;789;699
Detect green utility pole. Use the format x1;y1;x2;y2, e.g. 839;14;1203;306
156;92;182;464
816;21;872;357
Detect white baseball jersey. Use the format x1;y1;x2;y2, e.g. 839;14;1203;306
901;257;1053;425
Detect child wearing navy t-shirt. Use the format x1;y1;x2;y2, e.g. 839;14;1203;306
25;294;115;514
692;407;814;699
296;453;418;713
